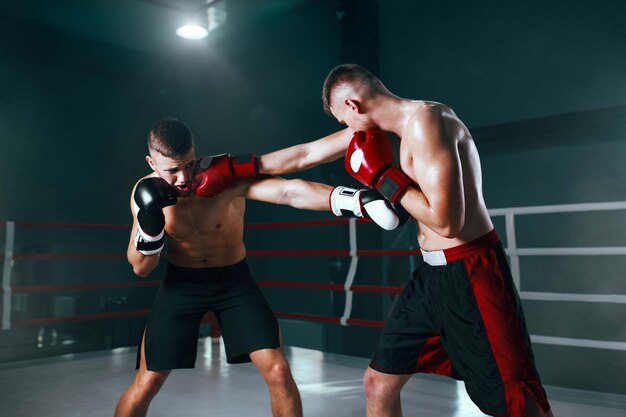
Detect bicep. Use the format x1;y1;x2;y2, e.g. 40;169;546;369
417;148;463;209
407;115;464;212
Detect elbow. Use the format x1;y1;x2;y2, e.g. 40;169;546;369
133;265;151;278
128;254;153;277
433;215;464;239
280;179;305;208
437;225;463;239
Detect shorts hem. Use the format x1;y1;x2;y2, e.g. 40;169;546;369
146;363;195;372
369;361;416;375
226;343;281;364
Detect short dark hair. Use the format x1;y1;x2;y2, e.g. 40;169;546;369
322;63;381;115
147;118;194;158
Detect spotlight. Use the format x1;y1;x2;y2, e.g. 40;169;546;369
176;24;209;40
176;2;227;40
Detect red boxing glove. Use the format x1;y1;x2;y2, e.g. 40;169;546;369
193;153;258;198
344;129;413;204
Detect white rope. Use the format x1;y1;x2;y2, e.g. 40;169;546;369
340;218;358;326
531;334;626;351
489;201;626;216
505;213;520;289
509;247;626;256
520;291;626;304
2;221;15;330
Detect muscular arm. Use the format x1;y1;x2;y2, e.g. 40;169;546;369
258;128;353;175
241;175;332;210
398;109;465;238
126;186;160;277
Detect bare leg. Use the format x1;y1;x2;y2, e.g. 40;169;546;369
114;333;171;417
250;347;303;417
364;367;412;417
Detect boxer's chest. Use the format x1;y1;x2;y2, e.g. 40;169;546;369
163;194;245;240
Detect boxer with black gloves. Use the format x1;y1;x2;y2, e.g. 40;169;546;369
117;117;408;417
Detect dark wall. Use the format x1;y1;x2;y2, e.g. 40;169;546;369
380;0;626;127
0;16;179;223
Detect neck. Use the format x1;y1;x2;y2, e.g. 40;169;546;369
369;95;413;137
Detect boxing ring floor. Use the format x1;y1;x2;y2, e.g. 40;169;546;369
1;338;625;417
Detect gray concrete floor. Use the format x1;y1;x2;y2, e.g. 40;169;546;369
0;338;625;417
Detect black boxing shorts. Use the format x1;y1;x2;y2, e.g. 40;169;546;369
369;230;551;417
137;259;279;371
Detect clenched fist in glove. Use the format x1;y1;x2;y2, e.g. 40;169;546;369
345;129;413;204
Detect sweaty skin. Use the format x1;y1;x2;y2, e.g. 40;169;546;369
259;101;493;251
258;68;552;416
394;101;493;250
128;150;331;275
121;149;332;417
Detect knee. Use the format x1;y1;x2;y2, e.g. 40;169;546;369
133;372;167;401
363;368;387;402
263;361;294;391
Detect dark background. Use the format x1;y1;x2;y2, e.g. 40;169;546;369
1;0;625;396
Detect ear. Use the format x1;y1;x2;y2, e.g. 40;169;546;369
146;155;156;171
344;98;362;113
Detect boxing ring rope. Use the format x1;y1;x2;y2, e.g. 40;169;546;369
2;200;626;353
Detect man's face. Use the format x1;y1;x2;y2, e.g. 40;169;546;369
147;149;196;197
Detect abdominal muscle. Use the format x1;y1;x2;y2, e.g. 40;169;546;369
163;194;248;268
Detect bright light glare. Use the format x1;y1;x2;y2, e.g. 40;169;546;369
176;24;209;40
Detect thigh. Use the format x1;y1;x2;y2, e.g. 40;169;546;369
435;246;549;416
142;280;209;371
135;329;172;386
369;268;445;375
213;271;280;364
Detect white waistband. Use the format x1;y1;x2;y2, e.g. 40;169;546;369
420;249;447;266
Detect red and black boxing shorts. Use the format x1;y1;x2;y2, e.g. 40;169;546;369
369;230;551;417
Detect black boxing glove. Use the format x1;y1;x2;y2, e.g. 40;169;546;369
133;177;178;255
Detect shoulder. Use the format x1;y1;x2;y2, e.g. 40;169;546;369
408;101;452;129
130;172;158;195
404;102;455;148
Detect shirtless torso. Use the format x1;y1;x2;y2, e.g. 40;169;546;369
396;101;493;250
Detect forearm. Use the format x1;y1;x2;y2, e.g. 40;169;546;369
281;179;333;210
398;187;464;238
127;239;160;277
245;176;332;211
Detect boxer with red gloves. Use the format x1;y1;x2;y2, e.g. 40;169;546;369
257;64;553;417
193;153;258;197
345;129;414;205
